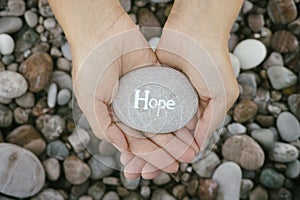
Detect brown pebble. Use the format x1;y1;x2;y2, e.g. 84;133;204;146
288;17;300;36
256;115;275;127
13;107;29;124
233;100;258;123
247;14;264;32
138;8;161;39
271;30;298;53
32;97;50;117
198;179;218;200
19;53;53;92
63;156;91;185
267;0;297;25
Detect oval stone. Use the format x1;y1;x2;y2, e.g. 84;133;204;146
0;71;28;98
19;52;53;92
0;143;45;198
112;66;198;133
269;142;299;162
277;112;300;142
267;0;297;25
271;30;298;53
267;66;298;90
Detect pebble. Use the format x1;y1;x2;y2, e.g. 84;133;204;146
0;104;13;127
263;52;283;69
38;0;54;17
57;57;71;71
267;0;297;25
285;159;300;179
277;112;300;142
259;168;284;189
233;99;258;123
228;34;239;52
0;34;14;55
138;8;161;39
247;14;264;32
148;37;160;51
113;66;198;133
198;179;218;200
42;158;60;181
61;42;72;60
102;192;120;200
151;0;172;3
140;186;151;198
288;94;300;120
233;39;267;70
87;182;106;200
6;125;46;155
0;17;22;33
250;129;276;150
24;10;38;27
269;142;299;162
192;151;220;178
229;53;240;78
270;188;293;200
0;0;26;16
253;88;270;114
267;66;298;90
0;96;12;104
15;91;35;108
57;89;71;106
79;196;93;200
50;70;73;91
47;82;57;108
237;73;257;100
249;186;268;200
68;127;91;153
288;18;300;35
222;135;265;170
36;114;65;141
242;1;253;14
46;140;69;160
240;179;254;199
119;0;131;12
271;30;298;53
0;71;28;99
121;172;140;190
99;140;117;156
13;107;29;124
151;189;176;200
19;52;53;92
0;143;45;198
31;188;64;200
63;156;91;185
186;179;198;197
43;17;56;29
88;154;116;180
227;123;246;135
103;177;120;186
212;162;242;200
153;172;171;185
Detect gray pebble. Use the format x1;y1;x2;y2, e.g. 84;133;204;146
88;154;116;180
269;142;299;162
79;196;93;200
43;17;56;29
240;179;254;199
103;177;120;186
31;188;64;200
0;96;12;104
192;151;220;178
251;129;276;150
285;159;300;179
150;0;172;3
15;92;35;108
0;71;27;98
102;192;120;200
119;0;131;12
140;186;151;198
0;104;13;127
0;17;23;33
153;172;171;185
61;42;72;60
237;73;257;100
227;123;247;135
0;143;45;198
249;186;268;200
56;57;71;71
68;127;90;153
24;10;38;28
46;140;69;160
267;66;298;90
38;0;54;17
42;158;60;181
120;172;140;190
87;182;106;200
112;66;198;133
36;114;65;141
47;82;57;108
212;162;242;200
263;52;283;69
0;0;26;16
50;70;73;91
57;88;71;106
63;156;91;185
277;112;300;142
99;140;117;156
151;189;176;200
288;94;300;120
259;168;284;189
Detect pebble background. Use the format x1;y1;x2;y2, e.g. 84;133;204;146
0;0;299;199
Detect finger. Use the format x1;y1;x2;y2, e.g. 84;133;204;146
124;156;145;176
175;127;200;153
185;115;197;131
142;163;162;179
120;151;134;166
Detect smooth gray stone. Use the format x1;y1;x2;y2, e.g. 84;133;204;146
285;159;300;179
0;104;13;127
267;66;298;90
212;162;242;200
269;142;299;162
237;73;257;100
0;71;27;98
87;182;106;200
240;179;254;199
251;129;276;150
259;168;284;189
0;17;23;33
192;151;221;178
0;143;45;198
46;140;69;160
102;192;120;200
277;112;300;142
88;155;116;180
151;189;176;200
112;66;198;133
31;188;64;200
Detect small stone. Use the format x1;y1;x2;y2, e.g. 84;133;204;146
0;104;13;127
198;179;218;200
61;42;72;60
0;17;22;33
237;73;257;100
6;125;46;155
138;8;161;39
253;88;270;114
42;158;60;181
0;96;12;104
47;82;57;108
227;123;246;135
240;179;254;199
172;185;186;199
0;71;27;98
150;0;172;3
152;189;176;200
68;127;90;153
71;182;89;197
50;70;73;91
256;115;275;127
99;140;117;156
38;0;54;17
103;177;121;186
186;179;198;197
233;100;258;123
19;53;53;92
31;188;64;200
112;66;198;133
277;112;300;142
251;129;276;150
36;114;65;141
288;94;300;120
247;14;264;32
192;151;220;178
24;10;38;27
153;172;171;185
57;57;71;71
0;0;25;16
148;37;160;51
63;156;91;185
243;1;253;14
119;0;131;12
212;162;242;200
43;17;56;29
260;168;284;189
233;39;267;70
46;140;69;160
267;66;298;90
263;52;283;69
120;171;140;190
249;186;268;200
229;53;240;78
0;34;14;55
267;0;297;25
288;17;300;35
140;186;151;198
0;143;45;198
79;196;93;200
270;188;293;200
88;182;106;200
271;30;298;53
88;154;116;180
269;142;299;163
15;92;35;108
102;192;120;200
222;135;265;170
285;159;300;179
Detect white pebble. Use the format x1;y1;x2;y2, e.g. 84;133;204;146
47;83;58;108
148;37;160;51
24;10;38;28
43;17;56;29
0;34;15;55
229;53;240;78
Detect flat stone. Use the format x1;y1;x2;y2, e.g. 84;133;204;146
267;66;298;90
277;112;300;142
49;70;73;91
249;186;268;200
0;17;22;33
31;188;64;200
112;66;198;133
68;127;91;153
288;94;300;120
229;53;240;78
240;179;254;199
250;129;276;150
103;177;121;186
233;100;258;123
42;158;60;181
0;71;27;98
153;172;171;185
46;140;69;160
61;42;72;60
247;14;264;32
88;154;116;180
259;168;284;189
0;143;45;198
15;91;35;108
63;156;91;185
0;104;13;127
192;151;220;178
222;135;265;170
19;53;53;92
24;10;38;28
286;159;300;179
269;142;299;162
267;0;297;25
233;39;267;70
198;179;218;200
212;162;242;200
271;30;298;53
36;114;65;141
237;73;257;100
6;125;46;155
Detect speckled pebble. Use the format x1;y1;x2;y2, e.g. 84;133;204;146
269;142;299;162
42;158;60;181
63;156;91;185
0;0;26;16
237;73;257;100
0;71;27;98
68;127;90;153
267;66;298;90
233;99;258;123
0;17;23;33
36;114;65;141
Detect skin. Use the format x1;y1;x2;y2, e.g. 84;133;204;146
49;0;243;179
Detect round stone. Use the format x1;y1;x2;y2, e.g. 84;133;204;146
15;92;35;108
57;57;71;71
233;39;267;70
267;66;298;90
0;104;13;127
267;0;297;25
88;155;116;180
63;156;91;185
222;135;265;170
233;100;258;123
229;53;240;78
46;140;69;160
57;89;71;106
240;179;254;199
0;17;23;33
36;114;65;141
102;192;120;200
0;71;27;98
277;112;300;142
112;66;198;134
271;30;298;53
263;52;283;69
247;14;264;32
269;142;299;162
68;127;90;153
42;158;61;181
153;172;171;185
61;43;72;60
24;10;38;27
288;94;300;119
198;179;218;200
260;168;285;189
0;143;45;198
249;186;268;200
0;34;14;55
